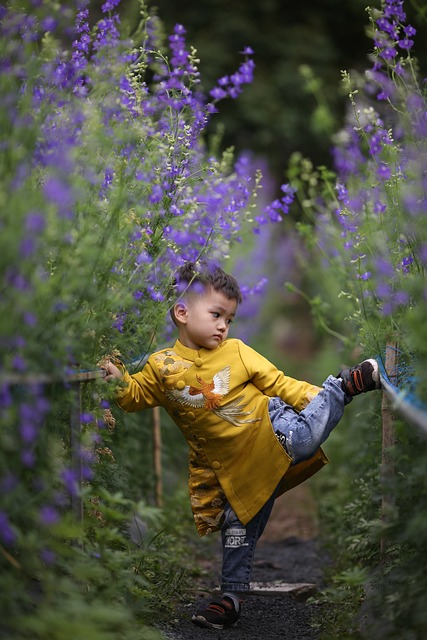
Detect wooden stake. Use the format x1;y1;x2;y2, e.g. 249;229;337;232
380;342;398;560
152;406;163;508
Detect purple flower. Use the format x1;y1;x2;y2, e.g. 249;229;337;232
379;45;397;61
61;468;79;497
149;184;163;204
398;37;414;50
39;505;60;526
209;86;227;100
135;250;151;266
100;168;114;196
147;286;165;302
112;311;126;333
170;204;183;216
394;290;410;305
376;18;398;39
21;449;35;468
41;17;58;32
43;176;74;216
0;511;16;546
25;211;45;233
376;257;395;278
12;355;26;372
20;422;38;445
420;243;427;267
82;466;93;481
24;312;37;326
280;183;296;200
40;548;56;565
384;0;406;22
401;256;414;273
377;162;391;180
0;385;12;410
374;200;386;214
102;0;122;12
93;16;120;50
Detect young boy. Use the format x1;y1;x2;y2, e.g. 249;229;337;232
103;261;381;630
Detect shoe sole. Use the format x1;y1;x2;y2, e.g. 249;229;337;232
192;615;238;630
366;358;381;388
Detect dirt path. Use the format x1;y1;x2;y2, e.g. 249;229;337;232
159;485;327;639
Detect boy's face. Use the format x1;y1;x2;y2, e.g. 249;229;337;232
174;288;238;350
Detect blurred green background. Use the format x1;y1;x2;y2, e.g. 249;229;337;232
118;0;427;185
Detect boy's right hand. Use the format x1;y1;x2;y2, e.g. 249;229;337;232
102;361;123;382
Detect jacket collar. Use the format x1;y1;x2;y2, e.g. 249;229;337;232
173;339;223;361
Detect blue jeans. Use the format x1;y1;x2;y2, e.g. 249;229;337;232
269;375;351;465
221;488;279;592
220;375;350;592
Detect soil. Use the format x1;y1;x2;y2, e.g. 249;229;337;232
159;484;329;639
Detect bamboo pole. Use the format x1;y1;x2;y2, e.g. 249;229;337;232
0;369;106;385
152;406;163;508
380;342;398;560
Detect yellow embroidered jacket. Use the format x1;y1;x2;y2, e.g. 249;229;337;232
115;338;329;536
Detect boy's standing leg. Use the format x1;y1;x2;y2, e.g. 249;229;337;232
192;491;278;629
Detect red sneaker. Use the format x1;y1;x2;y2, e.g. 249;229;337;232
192;596;241;629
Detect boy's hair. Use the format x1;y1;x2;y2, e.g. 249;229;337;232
170;261;242;324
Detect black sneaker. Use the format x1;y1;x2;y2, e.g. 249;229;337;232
338;358;381;396
191;596;240;629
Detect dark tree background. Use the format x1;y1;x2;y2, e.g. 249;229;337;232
118;0;427;184
146;0;371;177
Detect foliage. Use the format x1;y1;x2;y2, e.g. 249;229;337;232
288;1;427;638
136;0;390;181
289;0;427;400
0;0;290;636
123;0;427;185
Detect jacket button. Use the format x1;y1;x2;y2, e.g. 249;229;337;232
212;461;221;469
195;357;203;367
188;411;196;420
176;380;185;390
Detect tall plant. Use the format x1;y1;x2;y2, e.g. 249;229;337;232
288;2;427;637
290;0;427;398
0;1;292;636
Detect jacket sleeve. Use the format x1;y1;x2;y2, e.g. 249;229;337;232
115;358;164;412
237;340;321;411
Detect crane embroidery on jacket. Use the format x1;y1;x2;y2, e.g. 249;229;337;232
165;365;261;426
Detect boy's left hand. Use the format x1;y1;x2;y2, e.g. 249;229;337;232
101;361;123;382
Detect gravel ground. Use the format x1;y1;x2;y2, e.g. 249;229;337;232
158;487;328;640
